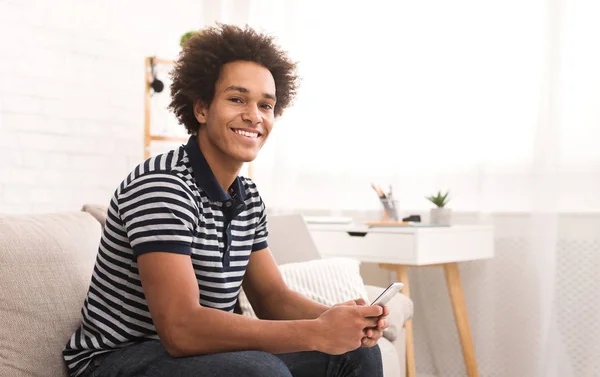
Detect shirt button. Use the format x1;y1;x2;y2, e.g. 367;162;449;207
225;201;232;207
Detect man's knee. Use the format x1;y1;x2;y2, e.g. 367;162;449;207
220;351;292;377
344;345;383;376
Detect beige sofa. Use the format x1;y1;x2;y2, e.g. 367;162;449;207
0;207;413;377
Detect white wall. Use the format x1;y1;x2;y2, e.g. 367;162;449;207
0;0;248;214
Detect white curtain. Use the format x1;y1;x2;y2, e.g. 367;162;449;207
208;0;600;376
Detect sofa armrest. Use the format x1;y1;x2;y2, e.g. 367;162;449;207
365;284;414;342
81;204;108;227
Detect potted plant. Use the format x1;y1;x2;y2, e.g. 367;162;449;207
180;30;198;48
426;190;452;225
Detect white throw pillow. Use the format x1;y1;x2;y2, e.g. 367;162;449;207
238;257;369;318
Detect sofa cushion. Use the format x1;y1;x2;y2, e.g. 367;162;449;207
0;212;101;377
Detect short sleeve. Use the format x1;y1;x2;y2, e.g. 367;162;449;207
118;172;198;257
252;199;269;252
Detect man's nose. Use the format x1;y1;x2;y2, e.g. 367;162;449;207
242;104;261;125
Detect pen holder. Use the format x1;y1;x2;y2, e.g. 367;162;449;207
380;199;400;222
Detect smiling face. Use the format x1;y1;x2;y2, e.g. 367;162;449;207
194;61;277;165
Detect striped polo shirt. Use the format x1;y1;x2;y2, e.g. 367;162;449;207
63;135;269;377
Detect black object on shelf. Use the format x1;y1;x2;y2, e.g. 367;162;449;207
402;215;421;222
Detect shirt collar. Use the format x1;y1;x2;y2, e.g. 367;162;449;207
184;135;247;204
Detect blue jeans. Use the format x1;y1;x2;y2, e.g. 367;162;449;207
83;340;383;377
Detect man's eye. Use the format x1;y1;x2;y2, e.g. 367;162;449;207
261;103;273;110
229;98;243;103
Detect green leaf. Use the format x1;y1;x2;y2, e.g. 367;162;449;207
426;190;450;208
180;31;197;48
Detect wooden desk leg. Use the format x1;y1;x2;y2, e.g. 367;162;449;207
443;263;479;377
395;265;416;377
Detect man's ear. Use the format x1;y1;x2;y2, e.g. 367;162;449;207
193;100;208;124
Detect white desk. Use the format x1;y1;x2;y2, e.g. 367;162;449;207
308;223;494;377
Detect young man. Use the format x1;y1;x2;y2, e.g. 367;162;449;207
64;24;389;377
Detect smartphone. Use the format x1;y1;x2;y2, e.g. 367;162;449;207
370;282;404;307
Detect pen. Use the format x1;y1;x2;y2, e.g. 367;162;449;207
371;183;386;198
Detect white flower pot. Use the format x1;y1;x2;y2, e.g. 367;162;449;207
430;207;452;225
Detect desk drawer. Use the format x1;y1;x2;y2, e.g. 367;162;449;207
310;230;415;263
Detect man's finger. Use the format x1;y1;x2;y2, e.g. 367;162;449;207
382;305;390;316
354;298;367;306
363;317;379;328
369;329;384;341
377;318;389;329
358;304;383;318
361;337;378;348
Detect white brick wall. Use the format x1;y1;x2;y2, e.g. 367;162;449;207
0;0;247;214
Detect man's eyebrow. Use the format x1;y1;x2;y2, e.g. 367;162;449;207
263;92;277;101
225;85;276;101
225;85;249;94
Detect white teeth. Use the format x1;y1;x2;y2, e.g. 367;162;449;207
234;129;258;138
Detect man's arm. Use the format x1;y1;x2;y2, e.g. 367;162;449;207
138;251;382;357
242;248;330;320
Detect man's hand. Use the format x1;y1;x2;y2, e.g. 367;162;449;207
353;298;390;348
313;300;383;355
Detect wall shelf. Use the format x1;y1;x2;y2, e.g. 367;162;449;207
143;56;187;160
